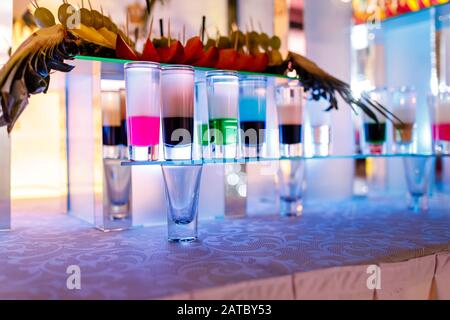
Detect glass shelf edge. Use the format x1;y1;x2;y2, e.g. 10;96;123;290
120;153;444;167
74;56;290;79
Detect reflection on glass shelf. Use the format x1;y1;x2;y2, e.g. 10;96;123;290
75;56;290;80
120;153;448;166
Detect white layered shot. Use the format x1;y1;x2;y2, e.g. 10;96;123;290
277;105;303;125
431;101;450;123
161;70;194;117
125;67;161;117
207;81;239;119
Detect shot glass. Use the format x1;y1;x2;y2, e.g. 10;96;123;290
361;88;388;155
194;72;210;160
275;81;304;158
429;90;450;154
277;160;305;216
162;165;203;242
124;62;161;161
161;65;195;161
390;87;417;153
206;71;239;159
101;90;123;159
239;75;267;158
306;97;331;156
403;156;433;212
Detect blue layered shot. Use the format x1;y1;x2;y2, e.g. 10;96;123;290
239;96;267;146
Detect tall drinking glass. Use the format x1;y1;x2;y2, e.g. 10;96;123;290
207;71;239;159
361;88;388;155
194;72;210;159
239;75;267;158
124;62;161;161
275;81;304;158
161;65;195;160
101;90;122;159
390;87;417;153
429;90;450;154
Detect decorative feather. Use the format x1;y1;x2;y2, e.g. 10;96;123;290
268;51;402;124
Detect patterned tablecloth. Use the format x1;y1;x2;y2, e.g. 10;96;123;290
1;197;449;299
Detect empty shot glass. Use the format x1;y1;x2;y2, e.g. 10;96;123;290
277;160;305;216
206;71;239;159
194;72;211;160
275;81;304;158
403;156;433;212
124;62;161;161
239;75;267;158
306;96;331;156
161;65;195;160
162;165;203;242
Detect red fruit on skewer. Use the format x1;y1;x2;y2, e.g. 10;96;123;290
195;46;219;68
252;52;269;72
182;36;204;64
116;34;139;60
157;40;184;63
235;52;253;71
215;48;238;70
141;37;160;62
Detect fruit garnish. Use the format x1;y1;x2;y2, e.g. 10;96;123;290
217;36;232;49
32;1;56;28
182;36;204;64
235;52;253;71
141;37;160;62
157;40;184;63
269;35;281;50
215;48;238;70
115;34;139;60
195;46;219;68
252;52;269;72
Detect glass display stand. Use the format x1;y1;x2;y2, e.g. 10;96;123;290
64;55;450;233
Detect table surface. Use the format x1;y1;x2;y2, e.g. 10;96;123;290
1;196;450;299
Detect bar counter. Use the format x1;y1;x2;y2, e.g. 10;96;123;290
1;196;449;300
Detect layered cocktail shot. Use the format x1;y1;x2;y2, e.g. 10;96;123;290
101;90;123;159
161;65;195;160
124;62;161;161
361;88;387;155
276;81;304;158
239;75;267;158
207;71;239;159
429;90;450;154
390;87;417;153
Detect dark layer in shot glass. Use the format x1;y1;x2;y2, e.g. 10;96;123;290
279;124;303;144
163;117;194;146
364;123;386;144
103;126;123;146
240;121;266;146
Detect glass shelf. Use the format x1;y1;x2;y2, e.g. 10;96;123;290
121;153;447;167
74;55;290;80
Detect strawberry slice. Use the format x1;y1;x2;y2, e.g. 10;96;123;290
195;46;219;68
157;40;184;63
252;52;269;72
235;52;253;71
215;49;238;70
116;34;139;60
141;37;160;62
183;36;204;64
